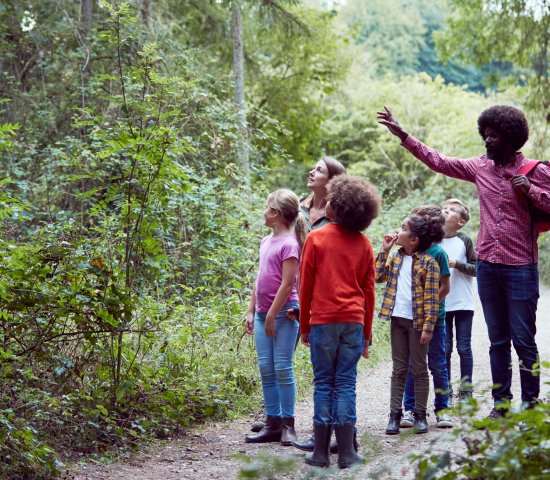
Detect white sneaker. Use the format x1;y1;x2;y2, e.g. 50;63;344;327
435;412;454;428
400;410;414;428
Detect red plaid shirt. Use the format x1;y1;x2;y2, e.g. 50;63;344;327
402;135;550;265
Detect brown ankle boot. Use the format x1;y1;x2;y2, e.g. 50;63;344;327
245;416;282;443
280;417;297;446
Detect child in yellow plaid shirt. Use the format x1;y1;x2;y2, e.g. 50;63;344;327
375;214;441;435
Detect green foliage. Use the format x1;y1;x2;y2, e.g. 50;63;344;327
0;406;61;479
413;377;550;479
0;119;19;151
537;233;550;286
236;452;297;479
247;5;350;174
0;2;265;476
435;0;550;117
339;0;426;77
337;0;489;91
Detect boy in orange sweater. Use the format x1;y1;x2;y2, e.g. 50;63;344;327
299;175;380;469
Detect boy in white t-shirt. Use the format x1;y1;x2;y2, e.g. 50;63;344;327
441;199;477;401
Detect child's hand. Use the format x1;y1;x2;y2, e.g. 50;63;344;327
448;258;456;268
264;314;276;337
286;308;299;321
245;312;254;335
362;344;370;359
301;333;310;347
420;331;433;345
382;233;397;252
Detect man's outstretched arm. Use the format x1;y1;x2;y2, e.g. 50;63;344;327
376;106;409;141
377;106;478;183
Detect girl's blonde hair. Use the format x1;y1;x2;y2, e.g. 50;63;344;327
267;189;307;249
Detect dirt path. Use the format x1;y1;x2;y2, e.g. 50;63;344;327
69;285;550;479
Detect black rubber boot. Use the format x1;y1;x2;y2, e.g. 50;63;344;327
334;424;364;469
250;408;266;432
304;424;332;468
291;435;314;451
250;420;264;433
280;417;297;446
245;416;281;443
330;429;358;453
385;409;402;435
413;410;428;434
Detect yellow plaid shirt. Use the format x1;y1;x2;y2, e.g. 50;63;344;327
375;249;440;333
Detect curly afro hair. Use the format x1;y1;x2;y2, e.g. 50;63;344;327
327;174;380;232
407;214;444;252
477;105;529;151
411;204;445;243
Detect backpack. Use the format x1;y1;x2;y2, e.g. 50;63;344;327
516;160;550;234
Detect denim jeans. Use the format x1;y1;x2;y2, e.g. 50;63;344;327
477;261;540;405
445;310;474;391
254;301;299;418
390;317;429;412
403;323;449;413
310;323;364;425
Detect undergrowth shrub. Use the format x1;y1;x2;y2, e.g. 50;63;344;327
413;376;550;479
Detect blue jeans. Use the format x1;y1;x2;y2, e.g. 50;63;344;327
254;301;299;418
310;323;364;425
477;261;539;405
403;324;449;413
445;310;474;391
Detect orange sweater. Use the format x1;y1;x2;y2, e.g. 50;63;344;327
299;223;375;341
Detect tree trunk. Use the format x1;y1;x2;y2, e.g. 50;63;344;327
80;0;93;37
231;1;250;188
80;0;93;112
141;0;151;28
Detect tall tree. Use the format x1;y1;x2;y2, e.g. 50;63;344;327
231;1;249;188
80;0;93;34
80;0;94;110
141;0;151;27
218;0;306;187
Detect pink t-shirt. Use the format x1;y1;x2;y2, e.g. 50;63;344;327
255;233;300;313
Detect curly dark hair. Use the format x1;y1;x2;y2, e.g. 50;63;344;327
327;174;380;232
407;214;444;252
411;204;445;243
477;105;529;150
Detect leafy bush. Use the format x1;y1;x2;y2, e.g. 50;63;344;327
413;374;550;479
0;3;264;476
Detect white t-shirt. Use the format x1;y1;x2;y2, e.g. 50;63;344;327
393;255;413;320
441;234;475;311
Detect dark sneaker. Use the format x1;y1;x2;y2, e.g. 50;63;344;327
486;407;506;419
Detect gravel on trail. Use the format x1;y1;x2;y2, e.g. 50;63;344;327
69;285;550;479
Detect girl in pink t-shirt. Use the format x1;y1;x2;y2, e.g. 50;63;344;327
244;189;307;446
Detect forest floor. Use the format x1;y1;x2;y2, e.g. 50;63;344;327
67;285;550;480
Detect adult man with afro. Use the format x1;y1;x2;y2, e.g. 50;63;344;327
377;105;550;417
